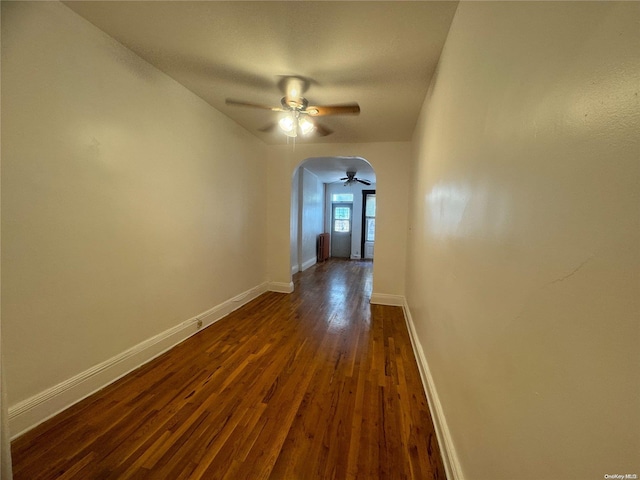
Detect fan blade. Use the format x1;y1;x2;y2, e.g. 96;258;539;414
258;122;277;133
314;123;333;137
340;177;349;180
305;103;360;116
225;99;285;112
356;179;371;186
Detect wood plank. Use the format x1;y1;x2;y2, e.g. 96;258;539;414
11;259;445;479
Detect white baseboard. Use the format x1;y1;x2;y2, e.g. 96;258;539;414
8;282;268;440
402;299;464;480
291;257;316;276
370;292;405;306
300;257;318;272
301;257;316;272
268;281;294;294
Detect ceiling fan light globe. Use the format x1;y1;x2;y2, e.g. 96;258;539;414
278;115;296;136
298;117;315;135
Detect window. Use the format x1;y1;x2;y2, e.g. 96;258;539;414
334;206;351;232
366;218;375;241
334;221;350;232
364;193;376;242
332;193;354;202
365;195;376;217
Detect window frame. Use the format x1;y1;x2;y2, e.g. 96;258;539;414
361;189;376;257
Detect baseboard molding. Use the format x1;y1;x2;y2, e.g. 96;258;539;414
8;282;268;440
268;281;294;294
291;256;316;276
370;292;405;306
301;257;316;272
402;299;464;480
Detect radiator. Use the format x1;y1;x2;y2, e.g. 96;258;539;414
317;233;330;262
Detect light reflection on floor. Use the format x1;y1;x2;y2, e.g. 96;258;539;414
294;259;373;333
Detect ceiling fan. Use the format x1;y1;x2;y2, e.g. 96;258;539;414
225;76;360;138
341;171;371;186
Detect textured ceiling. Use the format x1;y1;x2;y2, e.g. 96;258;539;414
63;1;458;147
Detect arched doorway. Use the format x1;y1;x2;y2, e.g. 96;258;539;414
290;156;376;274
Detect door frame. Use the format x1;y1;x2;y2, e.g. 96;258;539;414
361;189;376;259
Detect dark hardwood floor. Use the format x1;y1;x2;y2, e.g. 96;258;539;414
11;259;445;479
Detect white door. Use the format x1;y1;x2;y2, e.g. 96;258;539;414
331;203;352;258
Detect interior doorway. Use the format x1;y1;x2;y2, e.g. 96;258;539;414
289;156;376;278
331;203;352;258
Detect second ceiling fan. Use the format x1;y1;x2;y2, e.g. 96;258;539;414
225;76;360;138
341;171;371;186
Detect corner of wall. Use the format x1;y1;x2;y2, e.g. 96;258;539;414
370;293;404;306
301;256;318;271
267;281;294;294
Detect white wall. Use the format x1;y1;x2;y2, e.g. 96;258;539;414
267;142;411;299
290;168;300;274
290;167;324;274
299;168;324;270
407;2;640;479
1;1;267;433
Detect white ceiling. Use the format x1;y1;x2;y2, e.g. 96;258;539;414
300;156;375;185
63;1;458;147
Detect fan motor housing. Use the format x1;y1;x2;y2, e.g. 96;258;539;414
282;96;308;111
